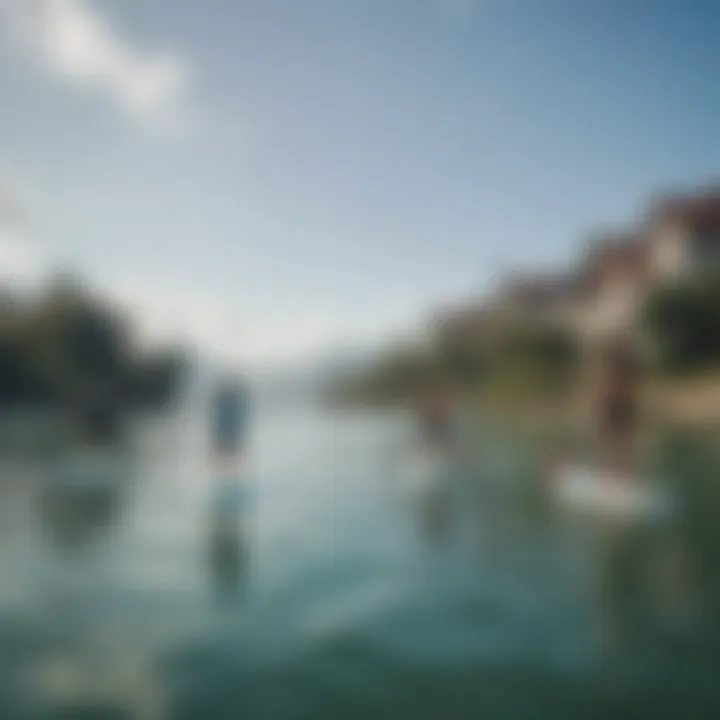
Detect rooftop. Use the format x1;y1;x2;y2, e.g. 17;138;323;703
651;188;720;235
579;232;648;287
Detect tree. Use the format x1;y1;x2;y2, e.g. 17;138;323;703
0;273;186;410
643;273;720;373
495;323;579;392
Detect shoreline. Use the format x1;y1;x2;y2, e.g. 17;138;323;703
331;372;720;435
473;373;720;434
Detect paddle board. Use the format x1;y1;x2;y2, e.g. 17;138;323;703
553;464;676;522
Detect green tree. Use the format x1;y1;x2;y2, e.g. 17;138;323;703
643;273;720;373
495;324;579;392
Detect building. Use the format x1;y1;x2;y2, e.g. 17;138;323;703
426;185;720;361
575;232;649;342
645;190;720;281
573;187;720;344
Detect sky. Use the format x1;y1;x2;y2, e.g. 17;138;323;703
2;0;720;367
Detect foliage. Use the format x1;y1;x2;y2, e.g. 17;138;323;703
433;336;490;387
331;320;580;402
0;276;186;410
495;324;580;392
128;351;188;409
643;273;720;374
332;344;437;403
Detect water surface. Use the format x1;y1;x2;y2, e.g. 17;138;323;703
0;399;719;718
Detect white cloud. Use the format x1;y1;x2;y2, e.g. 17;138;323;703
0;0;192;135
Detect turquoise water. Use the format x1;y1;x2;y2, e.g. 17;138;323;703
0;399;719;718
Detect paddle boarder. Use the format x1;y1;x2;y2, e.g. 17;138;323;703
415;379;455;450
412;379;457;541
210;376;249;460
595;337;640;478
208;375;251;598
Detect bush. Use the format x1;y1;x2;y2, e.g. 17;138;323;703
0;277;186;410
495;324;580;392
643;273;720;374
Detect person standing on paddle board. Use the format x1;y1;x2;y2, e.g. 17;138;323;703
543;336;641;488
210;376;250;460
412;379;457;541
207;376;251;599
593;338;654;650
415;380;455;450
596;338;640;479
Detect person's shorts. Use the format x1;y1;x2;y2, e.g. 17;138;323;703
600;400;635;437
214;411;249;450
214;430;243;453
427;414;453;438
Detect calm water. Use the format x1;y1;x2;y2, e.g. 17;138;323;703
0;397;720;718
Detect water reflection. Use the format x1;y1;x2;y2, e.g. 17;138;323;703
548;456;720;660
208;476;250;601
38;458;129;551
420;485;453;543
417;468;454;545
1;404;720;716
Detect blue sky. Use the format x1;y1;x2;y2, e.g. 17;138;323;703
1;0;720;365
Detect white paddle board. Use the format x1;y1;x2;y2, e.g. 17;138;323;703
553;464;676;522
